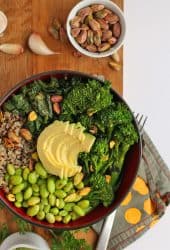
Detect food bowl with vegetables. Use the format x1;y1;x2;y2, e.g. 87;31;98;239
0;70;141;230
66;0;126;58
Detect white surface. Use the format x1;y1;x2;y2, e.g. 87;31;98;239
124;0;170;249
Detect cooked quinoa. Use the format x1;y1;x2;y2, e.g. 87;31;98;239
0;112;35;186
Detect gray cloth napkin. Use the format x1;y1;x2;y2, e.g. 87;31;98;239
92;130;170;250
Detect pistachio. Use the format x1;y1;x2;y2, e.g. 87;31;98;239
53;102;61;114
20;128;32;141
76;30;87;44
52;18;61;31
28;111;37;121
96;18;109;30
101;30;112;42
108;37;117;45
70;16;81;28
81;24;89;31
71;28;81;38
89;125;98;134
98;42;111;52
87;29;94;44
113;22;121;38
94;31;101;46
105;13;119;24
8;131;20;143
81;41;88;49
109;61;121;71
78;187;91;196
84;15;93;25
105;175;111;184
95;9;109;19
89;19;100;31
86;44;97;52
51;95;63;103
91;4;105;12
109;140;115;149
7;193;15;202
104;9;112;15
111;51;120;62
77;7;92;22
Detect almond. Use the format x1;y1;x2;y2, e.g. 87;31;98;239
113;22;121;38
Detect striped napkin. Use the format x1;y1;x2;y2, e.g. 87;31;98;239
93;130;170;250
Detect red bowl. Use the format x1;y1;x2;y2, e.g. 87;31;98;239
0;70;142;230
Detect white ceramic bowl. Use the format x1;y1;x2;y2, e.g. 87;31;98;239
66;0;126;58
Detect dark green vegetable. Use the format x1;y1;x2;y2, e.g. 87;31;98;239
87;173;114;207
61;80;112;115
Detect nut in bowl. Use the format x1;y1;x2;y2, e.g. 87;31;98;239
66;0;126;58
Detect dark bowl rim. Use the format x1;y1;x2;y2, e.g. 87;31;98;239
0;70;142;230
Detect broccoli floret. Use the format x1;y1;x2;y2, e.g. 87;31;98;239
78;114;93;129
94;102;133;139
61;80;112;115
87;173;114;208
111;123;139;169
90;138;109;173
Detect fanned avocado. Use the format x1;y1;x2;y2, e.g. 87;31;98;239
37;120;96;179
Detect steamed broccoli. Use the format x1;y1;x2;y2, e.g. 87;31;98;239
111;123;139;169
61;80;112;115
90;138;109;173
94;102;133;138
87;173;114;207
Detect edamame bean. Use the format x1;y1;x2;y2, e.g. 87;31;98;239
68;189;76;195
44;204;51;213
10;175;22;185
7;164;15;175
27;205;39;216
55;190;67;199
15;168;22;176
73;205;85;217
23;181;28;189
74;172;84;186
40;184;49;198
63;182;73;193
5;174;10;183
74;194;82;202
37;179;46;186
46;213;55;223
32;184;39;193
24;187;33;200
12;183;25;194
64;203;75;212
49;194;56;206
14;201;22;208
28;171;38;185
70;211;78;221
33;192;39;197
27;197;40;206
64;193;77;202
63;214;71;224
56;199;65;209
41;198;48;205
47;177;55;194
59;210;68;217
35;162;47;178
22;201;28;208
39;203;44;211
15;192;23;202
56;179;67;189
76;182;84;190
37;211;45;220
55;215;62;222
23;167;30;181
50;207;59;215
77;200;90;209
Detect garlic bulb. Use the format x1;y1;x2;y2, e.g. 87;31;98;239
0;43;24;55
0;11;8;36
28;32;59;55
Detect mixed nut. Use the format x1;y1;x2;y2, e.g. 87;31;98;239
70;4;121;53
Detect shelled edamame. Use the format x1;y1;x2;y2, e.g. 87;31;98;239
5;162;91;224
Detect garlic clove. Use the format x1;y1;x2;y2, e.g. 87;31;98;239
28;32;60;55
0;43;24;55
0;11;8;35
111;51;120;62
